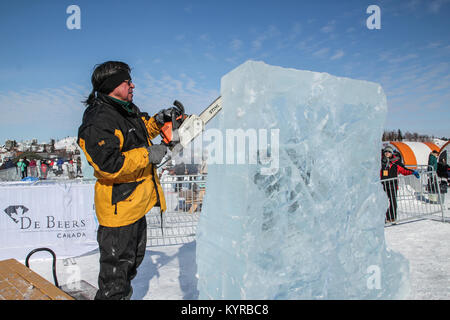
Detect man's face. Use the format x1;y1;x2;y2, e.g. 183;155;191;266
110;79;135;102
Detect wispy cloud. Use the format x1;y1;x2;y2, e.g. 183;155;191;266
387;53;419;64
405;0;422;11
320;20;336;33
0;72;220;143
230;39;243;51
330;49;345;60
0;85;87;141
428;0;450;13
313;47;330;58
135;72;219;116
251;25;281;50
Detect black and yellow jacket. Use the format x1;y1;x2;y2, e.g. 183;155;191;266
78;93;166;227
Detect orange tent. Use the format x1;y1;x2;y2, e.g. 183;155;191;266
387;141;440;169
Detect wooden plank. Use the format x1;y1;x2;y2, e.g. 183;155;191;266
0;259;73;300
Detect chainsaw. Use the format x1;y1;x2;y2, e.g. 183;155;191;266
158;96;222;167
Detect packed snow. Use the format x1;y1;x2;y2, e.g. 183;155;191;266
22;216;450;300
18;182;450;300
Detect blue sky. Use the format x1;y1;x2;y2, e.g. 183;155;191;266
0;0;449;144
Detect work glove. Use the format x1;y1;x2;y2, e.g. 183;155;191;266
413;170;420;179
147;144;168;164
154;107;183;126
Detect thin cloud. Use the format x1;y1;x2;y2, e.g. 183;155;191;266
428;0;450;13
406;0;422;11
0;85;87;142
135;72;219;116
230;39;243;51
388;53;419;64
330;50;345;60
0;72;220;143
313;47;330;58
321;20;336;33
251;25;281;50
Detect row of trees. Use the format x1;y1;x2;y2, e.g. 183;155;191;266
382;130;448;142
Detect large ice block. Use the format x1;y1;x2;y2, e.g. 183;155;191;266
195;61;409;299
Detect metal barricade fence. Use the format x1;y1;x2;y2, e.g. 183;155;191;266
146;171;447;245
382;170;446;225
0;167;21;181
0;162;78;181
2;166;446;245
146;174;206;246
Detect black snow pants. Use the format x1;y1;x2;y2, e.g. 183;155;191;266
383;183;398;222
95;216;147;300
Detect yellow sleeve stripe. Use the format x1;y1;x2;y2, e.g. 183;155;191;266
115;129;124;151
79;137;149;181
142;116;162;141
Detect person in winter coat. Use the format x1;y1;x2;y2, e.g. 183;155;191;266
57;158;64;172
17;158;29;179
381;146;420;223
437;157;450;181
427;150;440;202
29;159;37;177
76;157;82;176
40;160;48;179
78;61;179;300
1;158;13;169
427;150;439;172
17;159;25;179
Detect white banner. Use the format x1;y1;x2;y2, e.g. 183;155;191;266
0;181;98;261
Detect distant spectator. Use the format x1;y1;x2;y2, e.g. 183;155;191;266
76;157;82;176
186;162;199;192
427;150;440;203
23;157;29;177
174;162;186;192
17;158;28;179
437;157;450;182
57;158;64;171
200;157;208;175
427;150;439;172
40;160;48;179
2;158;15;170
29;159;37;177
381;146;419;223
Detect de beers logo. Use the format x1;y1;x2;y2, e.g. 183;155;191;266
4;205;29;224
3;204;87;239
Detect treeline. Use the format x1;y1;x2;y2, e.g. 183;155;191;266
382;129;448;142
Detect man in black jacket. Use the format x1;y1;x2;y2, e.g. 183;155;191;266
78;61;179;300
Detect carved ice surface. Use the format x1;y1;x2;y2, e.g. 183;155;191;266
195;61;409;299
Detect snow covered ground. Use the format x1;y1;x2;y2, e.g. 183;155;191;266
385;219;450;299
16;182;450;300
23;217;450;300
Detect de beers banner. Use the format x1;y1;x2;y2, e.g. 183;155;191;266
0;181;98;261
